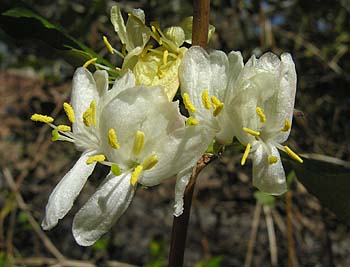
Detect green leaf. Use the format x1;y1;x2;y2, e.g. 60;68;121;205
291;153;350;225
0;6;116;74
195;256;223;267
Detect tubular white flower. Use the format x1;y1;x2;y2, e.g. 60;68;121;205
179;46;244;145
229;52;299;195
71;74;209;245
35;67;111;230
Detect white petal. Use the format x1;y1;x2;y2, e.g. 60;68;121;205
99;85;185;167
42;151;97;230
107;70;135;101
72;172;135;246
251;143;287;195
174;166;192;216
140;125;213;186
71;67;99;134
93;70;108;97
125;8;150;51
110;5;127;45
226;51;244;102
179;47;228;115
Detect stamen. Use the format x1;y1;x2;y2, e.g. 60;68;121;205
108;128;120;149
241;143;251;165
63;102;75;123
103;35;114;54
256;107;266;123
90;101;96;126
281;119;291;132
284;146;303;163
186;116;199;126
132;130;145;156
115;67;122;72
86;154;106;165
83;57;97;68
243;127;260;137
82;108;92;127
111;163;122;176
213;103;224;117
57;125;71;132
268;155;278;164
201;90;211;110
131;165;143;186
31;114;54;123
163;50;169;65
142;154;158;170
183;93;196;113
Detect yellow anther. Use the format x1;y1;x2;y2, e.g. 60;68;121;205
31;114;54;123
111;163;122;176
142;154;158;170
268;155;278;164
186;116;199;126
201;90;211;110
132;130;145;156
213;103;224;117
243;127;260;137
83;57;97;68
90;101;96;126
183;93;196;113
115;67;121;72
241;143;251;166
211;96;221;109
103;35;114;54
108;128;120;149
131;165;143;186
256;107;266;123
163;50;169;65
63;102;75;123
284;146;303;163
281;119;291;132
57;125;71;132
86;154;105;165
82;108;92;127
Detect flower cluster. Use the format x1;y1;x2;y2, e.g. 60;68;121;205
31;5;302;246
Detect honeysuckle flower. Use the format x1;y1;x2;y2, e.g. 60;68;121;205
31;67;119;230
179;46;243;145
109;5;215;101
72;79;211;245
229;52;302;195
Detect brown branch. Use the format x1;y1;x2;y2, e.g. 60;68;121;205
192;0;210;48
168;153;214;267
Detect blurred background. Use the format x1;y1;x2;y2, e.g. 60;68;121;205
0;0;349;266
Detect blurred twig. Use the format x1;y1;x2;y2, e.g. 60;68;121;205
263;205;278;267
244;202;262;267
286;191;297;267
3;168;66;261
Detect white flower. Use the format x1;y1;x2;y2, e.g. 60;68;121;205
32;66;209;245
229;52;301;195
171;46;244;216
71;77;209;246
31;67;120;231
179;46;243;145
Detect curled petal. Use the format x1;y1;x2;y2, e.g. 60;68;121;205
251;143;287;195
72;172;135;246
42;151;97;230
174;166;192;216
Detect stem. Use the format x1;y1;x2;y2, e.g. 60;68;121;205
167;1;210;266
168;154;213;267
